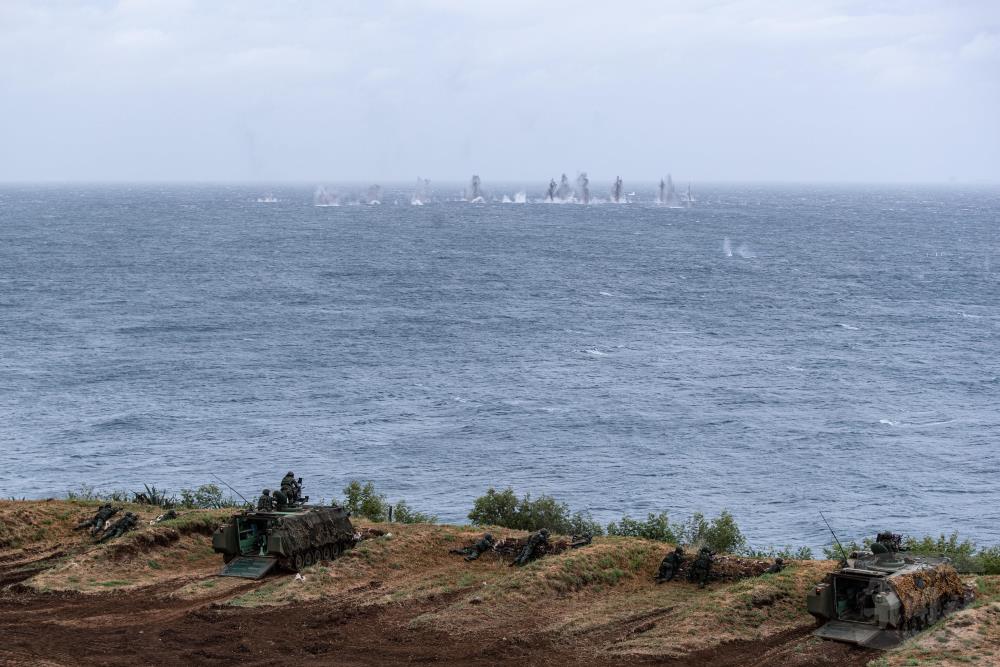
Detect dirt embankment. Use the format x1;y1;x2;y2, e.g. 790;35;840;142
0;500;995;666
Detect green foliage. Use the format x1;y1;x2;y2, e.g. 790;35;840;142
745;545;814;560
392;500;437;524
342;481;388;521
678;510;746;554
467;487;603;535
606;512;678;543
977;546;1000;575
340;480;435;523
178;484;237;509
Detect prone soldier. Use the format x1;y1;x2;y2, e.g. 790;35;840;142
97;512;139;543
450;533;496;561
512;529;550;566
765;557;784;574
74;504;120;536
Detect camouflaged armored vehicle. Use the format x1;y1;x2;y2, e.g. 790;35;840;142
807;544;972;648
212;504;355;579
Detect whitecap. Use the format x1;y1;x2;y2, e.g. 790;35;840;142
838;323;859;330
879;419;899;426
599;291;614;297
585;349;607;356
722;238;733;257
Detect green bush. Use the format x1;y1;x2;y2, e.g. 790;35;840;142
606;512;678;543
978;546;1000;575
178;484;236;509
340;480;435;524
467;487;603;535
675;511;746;553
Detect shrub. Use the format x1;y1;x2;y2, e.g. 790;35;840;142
468;487;603;535
392;500;437;524
341;480;435;523
178;484;233;509
342;481;388;521
606;512;678;543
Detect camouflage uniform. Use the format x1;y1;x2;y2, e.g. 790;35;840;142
450;533;495;561
657;547;684;582
97;512;139;543
689;547;713;588
513;529;550;566
765;557;784;574
74;504;119;536
271;489;289;509
257;489;275;511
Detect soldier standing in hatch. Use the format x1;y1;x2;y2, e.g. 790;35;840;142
513;529;550;566
96;512;139;543
257;489;275;511
689;547;713;588
450;533;495;561
656;546;684;583
74;504;120;536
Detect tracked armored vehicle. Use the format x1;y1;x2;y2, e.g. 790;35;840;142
212;504;355;579
807;546;972;648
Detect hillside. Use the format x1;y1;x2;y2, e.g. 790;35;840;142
1;500;995;666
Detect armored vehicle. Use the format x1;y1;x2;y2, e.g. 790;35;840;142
212;504;355;579
807;548;971;648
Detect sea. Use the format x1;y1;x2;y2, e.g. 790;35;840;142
1;183;997;551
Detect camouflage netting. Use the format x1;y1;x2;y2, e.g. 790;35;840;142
673;555;776;582
889;564;968;620
275;508;354;554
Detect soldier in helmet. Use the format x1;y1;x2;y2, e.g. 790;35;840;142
450;533;496;561
257;489;275;511
765;557;784;574
656;546;685;583
152;509;178;524
74;503;120;536
97;512;139;543
271;488;289;510
513;528;550;566
689;546;713;588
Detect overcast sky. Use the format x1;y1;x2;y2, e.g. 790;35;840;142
1;0;998;182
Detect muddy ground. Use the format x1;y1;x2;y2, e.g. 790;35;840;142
0;500;993;666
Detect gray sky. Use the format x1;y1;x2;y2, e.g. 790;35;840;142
1;0;998;183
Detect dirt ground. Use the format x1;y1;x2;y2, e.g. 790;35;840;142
0;500;991;666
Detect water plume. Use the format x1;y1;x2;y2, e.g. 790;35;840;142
467;174;485;203
546;178;558;202
611;176;623;203
366;184;382;205
556;174;572;201
576;172;590;204
314;185;339;207
411;177;431;205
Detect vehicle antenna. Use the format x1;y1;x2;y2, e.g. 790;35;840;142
820;510;849;562
211;473;251;507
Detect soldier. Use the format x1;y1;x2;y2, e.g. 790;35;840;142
513;529;550;566
74;504;120;536
152;509;178;524
450;533;496;561
97;512;139;543
272;488;289;510
765;557;784;574
656;546;684;583
570;533;593;549
257;489;275;511
689;546;713;588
